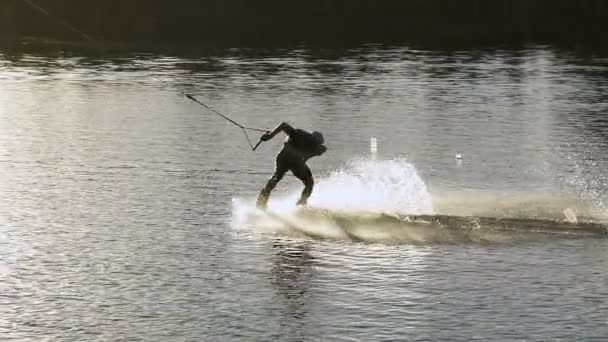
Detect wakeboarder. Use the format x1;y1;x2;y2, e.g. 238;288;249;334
256;122;327;209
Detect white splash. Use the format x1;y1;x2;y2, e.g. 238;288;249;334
308;158;433;215
231;158;434;241
236;158;433;218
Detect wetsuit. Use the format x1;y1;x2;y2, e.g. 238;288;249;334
257;125;326;208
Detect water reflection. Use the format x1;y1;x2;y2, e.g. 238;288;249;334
271;239;314;306
270;239;315;340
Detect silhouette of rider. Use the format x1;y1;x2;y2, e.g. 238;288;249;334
257;122;326;209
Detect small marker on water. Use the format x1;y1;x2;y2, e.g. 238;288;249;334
455;153;463;167
370;137;378;158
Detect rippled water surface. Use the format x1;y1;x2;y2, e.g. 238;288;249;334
1;45;608;341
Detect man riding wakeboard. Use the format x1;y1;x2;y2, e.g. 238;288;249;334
256;122;327;209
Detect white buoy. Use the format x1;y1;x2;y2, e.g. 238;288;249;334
455;153;463;167
370;137;378;157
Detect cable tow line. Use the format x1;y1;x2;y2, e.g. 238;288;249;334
185;94;268;151
21;0;94;41
19;0;269;151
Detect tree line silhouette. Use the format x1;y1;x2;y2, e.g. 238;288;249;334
1;0;606;45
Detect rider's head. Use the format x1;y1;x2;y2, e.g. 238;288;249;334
312;131;324;145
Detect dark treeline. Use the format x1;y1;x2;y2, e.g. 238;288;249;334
1;0;607;46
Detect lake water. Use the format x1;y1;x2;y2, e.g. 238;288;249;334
1;44;608;341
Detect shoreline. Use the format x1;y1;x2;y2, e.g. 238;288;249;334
1;36;606;56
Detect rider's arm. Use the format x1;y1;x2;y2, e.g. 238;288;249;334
261;122;294;141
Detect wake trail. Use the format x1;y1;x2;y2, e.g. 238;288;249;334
232;158;608;244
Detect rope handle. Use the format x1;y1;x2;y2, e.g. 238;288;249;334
186;94;269;151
